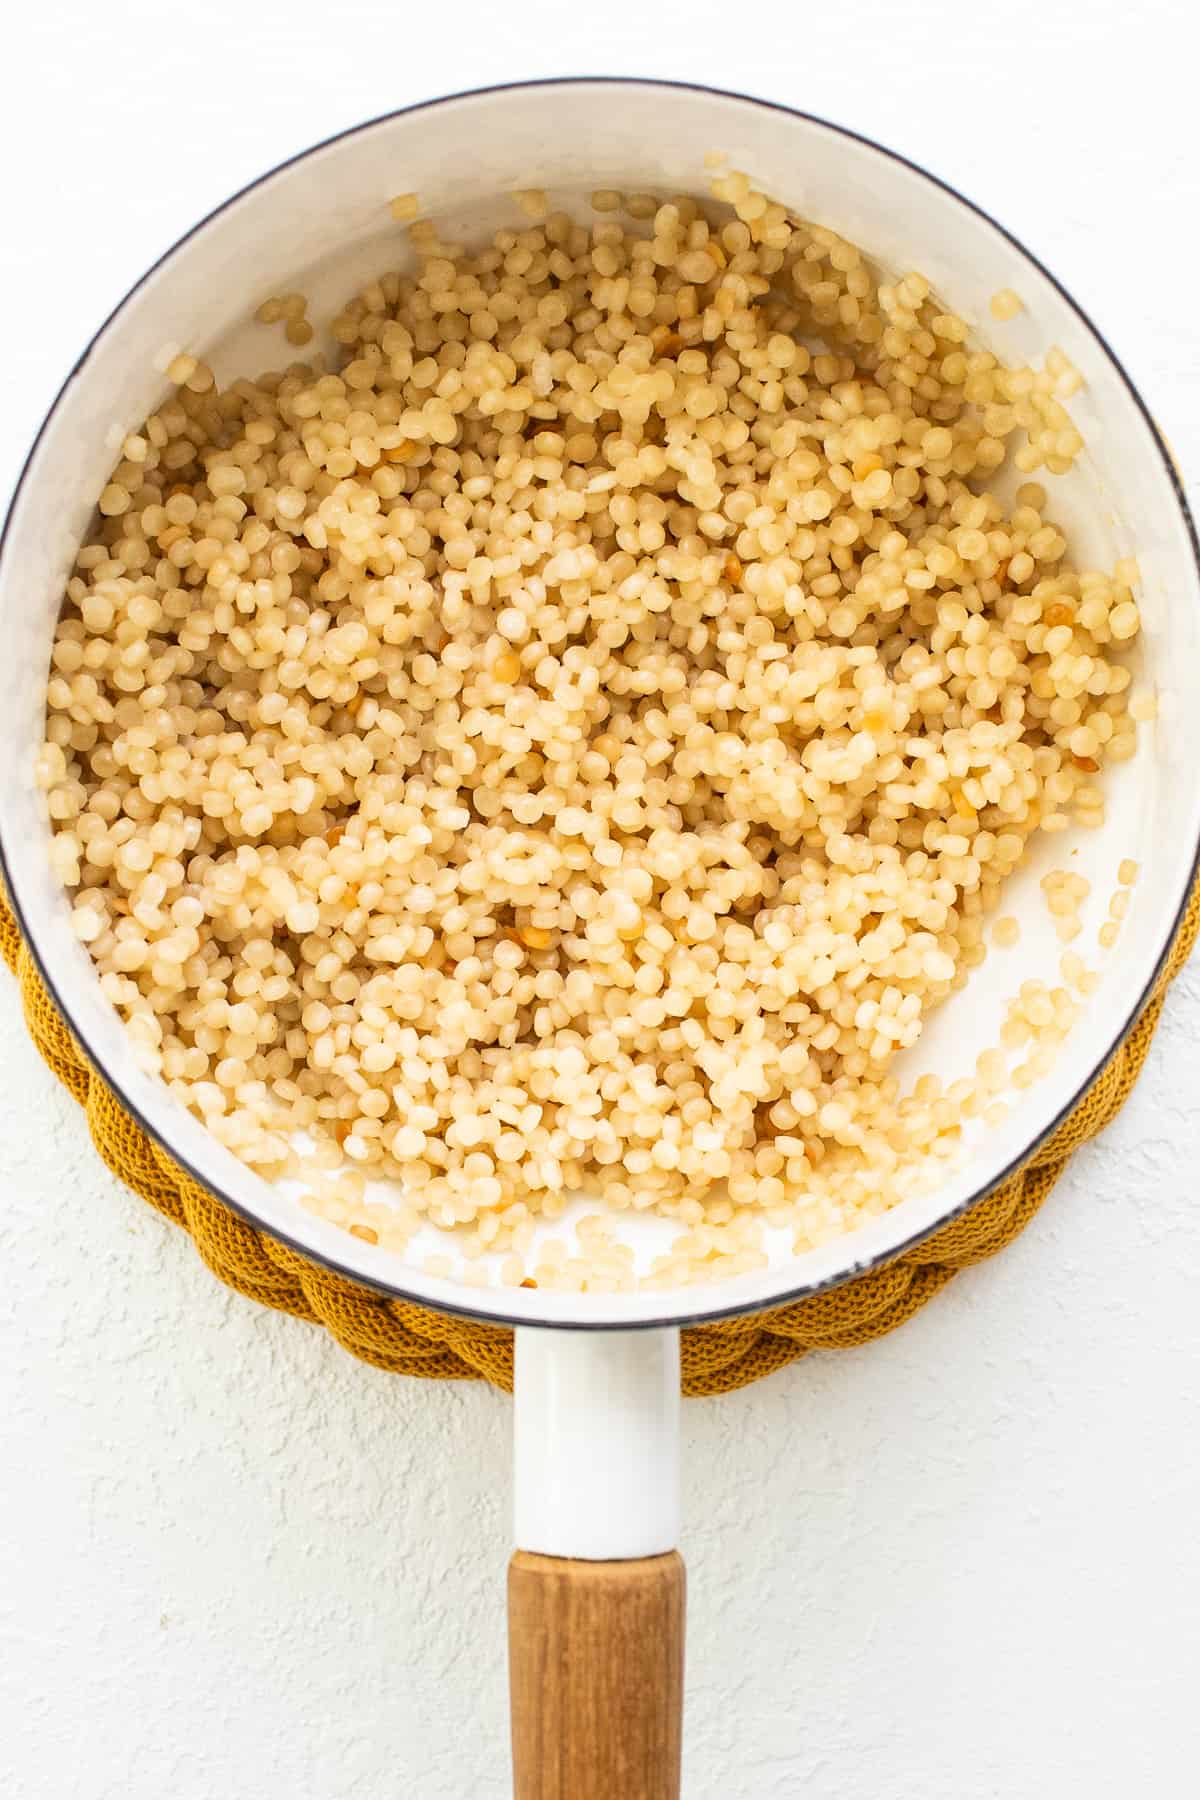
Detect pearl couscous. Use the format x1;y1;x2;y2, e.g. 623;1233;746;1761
38;172;1143;1285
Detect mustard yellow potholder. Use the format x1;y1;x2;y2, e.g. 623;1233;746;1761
3;884;1193;1396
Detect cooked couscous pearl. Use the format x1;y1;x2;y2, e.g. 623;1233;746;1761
1060;951;1087;988
513;189;549;220
41;172;1141;1282
989;289;1024;322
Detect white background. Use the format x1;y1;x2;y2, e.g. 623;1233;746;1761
3;2;1200;1795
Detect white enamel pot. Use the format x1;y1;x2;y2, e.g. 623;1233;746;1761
2;79;1197;1800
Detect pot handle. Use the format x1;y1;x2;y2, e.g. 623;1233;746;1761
508;1326;684;1800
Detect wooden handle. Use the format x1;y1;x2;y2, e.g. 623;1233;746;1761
508;1549;685;1800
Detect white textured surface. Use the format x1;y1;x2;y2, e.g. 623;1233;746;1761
4;3;1200;1795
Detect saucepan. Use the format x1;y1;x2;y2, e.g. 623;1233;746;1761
2;78;1197;1799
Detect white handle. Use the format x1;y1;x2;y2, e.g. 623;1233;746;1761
513;1326;681;1560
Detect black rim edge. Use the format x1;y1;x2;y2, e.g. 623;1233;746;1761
2;75;1197;1338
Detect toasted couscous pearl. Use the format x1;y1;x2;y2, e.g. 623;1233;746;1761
41;172;1142;1287
989;289;1024;323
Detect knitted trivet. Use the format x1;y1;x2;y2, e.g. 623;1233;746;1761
3;885;1193;1395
